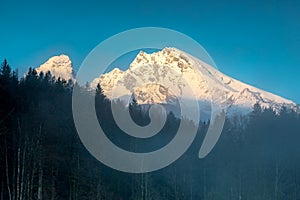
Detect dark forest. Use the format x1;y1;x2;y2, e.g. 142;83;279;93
1;59;300;200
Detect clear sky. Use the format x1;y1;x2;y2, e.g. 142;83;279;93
0;0;300;103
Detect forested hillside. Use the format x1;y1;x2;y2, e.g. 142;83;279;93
1;59;300;200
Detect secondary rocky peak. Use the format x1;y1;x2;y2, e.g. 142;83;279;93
36;54;74;81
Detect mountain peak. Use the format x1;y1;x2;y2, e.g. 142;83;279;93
36;54;74;81
91;48;298;115
130;47;193;73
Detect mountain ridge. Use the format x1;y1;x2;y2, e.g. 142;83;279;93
90;48;298;115
35;48;299;115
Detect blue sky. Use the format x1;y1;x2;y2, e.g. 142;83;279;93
0;0;300;103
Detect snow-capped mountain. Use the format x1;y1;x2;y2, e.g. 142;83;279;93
91;48;298;115
36;54;74;81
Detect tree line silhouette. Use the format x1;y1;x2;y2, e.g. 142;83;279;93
0;59;300;200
